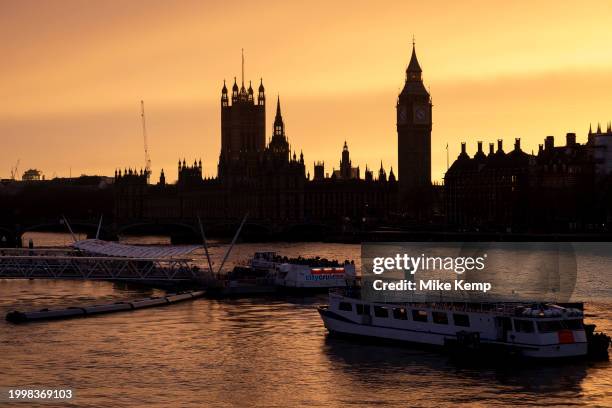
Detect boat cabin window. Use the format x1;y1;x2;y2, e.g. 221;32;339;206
255;252;275;260
412;309;428;322
514;319;535;333
339;302;352;312
374;306;389;318
564;319;583;330
432;311;449;325
356;304;370;315
393;307;408;320
537;320;564;333
453;313;470;327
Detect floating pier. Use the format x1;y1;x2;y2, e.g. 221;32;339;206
5;290;205;323
0;238;206;283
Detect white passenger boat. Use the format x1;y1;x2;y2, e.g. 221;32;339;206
250;251;357;291
318;290;592;359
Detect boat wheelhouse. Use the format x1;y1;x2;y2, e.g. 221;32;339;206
318;291;590;359
201;265;277;297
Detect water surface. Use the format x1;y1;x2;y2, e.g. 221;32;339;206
1;234;610;407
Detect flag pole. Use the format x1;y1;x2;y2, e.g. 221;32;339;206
446;142;449;171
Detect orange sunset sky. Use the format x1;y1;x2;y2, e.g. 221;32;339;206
1;0;612;183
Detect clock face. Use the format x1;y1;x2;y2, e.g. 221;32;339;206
413;104;430;124
398;106;408;125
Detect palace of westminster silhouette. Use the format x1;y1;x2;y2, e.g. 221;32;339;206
114;45;434;227
3;43;612;237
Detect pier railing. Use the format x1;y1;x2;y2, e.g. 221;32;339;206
0;248;78;257
0;254;204;282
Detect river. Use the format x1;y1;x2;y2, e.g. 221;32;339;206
0;233;610;407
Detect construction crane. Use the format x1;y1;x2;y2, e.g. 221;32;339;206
141;100;151;181
10;159;20;180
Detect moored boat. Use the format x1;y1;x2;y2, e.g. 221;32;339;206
250;251;357;292
317;290;609;360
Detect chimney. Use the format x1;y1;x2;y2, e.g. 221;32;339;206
514;138;521;151
538;144;543;154
461;142;466;154
477;141;483;153
497;139;503;152
545;136;554;150
489;143;494;155
566;132;576;147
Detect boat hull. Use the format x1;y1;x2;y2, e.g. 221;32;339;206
318;306;588;360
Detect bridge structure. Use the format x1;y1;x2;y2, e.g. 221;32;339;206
0;216;329;247
0;217;204;247
0;218;116;247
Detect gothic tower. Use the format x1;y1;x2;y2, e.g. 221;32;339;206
218;53;267;182
219;53;266;164
340;141;352;179
220;77;266;161
397;42;432;217
268;96;289;160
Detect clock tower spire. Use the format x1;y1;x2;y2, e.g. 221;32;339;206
406;40;422;82
396;41;432;219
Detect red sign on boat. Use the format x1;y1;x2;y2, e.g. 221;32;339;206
311;268;345;275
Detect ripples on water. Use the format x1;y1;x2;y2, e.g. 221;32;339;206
0;233;610;407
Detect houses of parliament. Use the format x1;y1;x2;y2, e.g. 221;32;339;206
114;46;433;227
7;44;610;236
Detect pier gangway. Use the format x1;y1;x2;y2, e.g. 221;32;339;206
0;239;205;283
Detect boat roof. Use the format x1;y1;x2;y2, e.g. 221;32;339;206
330;292;583;317
73;239;200;259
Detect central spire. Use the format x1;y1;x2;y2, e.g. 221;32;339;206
273;95;285;138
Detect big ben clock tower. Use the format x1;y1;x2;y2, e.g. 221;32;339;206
397;42;432;218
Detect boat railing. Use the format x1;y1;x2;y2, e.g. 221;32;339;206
329;288;574;317
264;255;353;268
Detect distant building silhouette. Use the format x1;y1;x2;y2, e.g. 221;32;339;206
313;161;325;181
22;169;43;181
444;128;612;232
178;159;203;187
9;45;612;236
0;175;114;246
114;63;398;227
332;142;360;180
